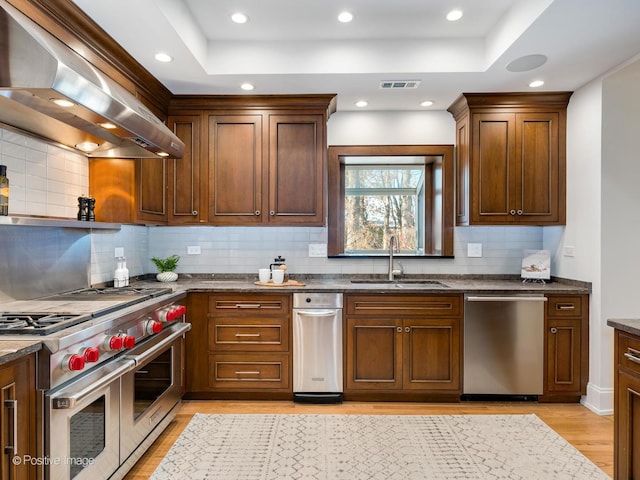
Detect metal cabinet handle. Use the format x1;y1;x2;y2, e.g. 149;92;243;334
192;210;198;216
396;327;402;333
235;304;262;309
517;210;523;215
269;210;275;216
550;327;558;334
255;210;261;216
4;399;18;456
624;352;640;365
235;371;261;375
510;210;516;215
235;333;261;337
405;326;410;333
556;304;576;310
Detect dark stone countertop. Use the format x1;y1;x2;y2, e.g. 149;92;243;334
134;274;591;295
0;339;42;367
607;318;640;337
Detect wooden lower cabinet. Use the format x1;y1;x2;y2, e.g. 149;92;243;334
0;354;37;480
344;294;462;401
542;294;589;401
614;329;640;480
184;292;292;399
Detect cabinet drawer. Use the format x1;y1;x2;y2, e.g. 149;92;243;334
346;294;462;317
618;332;640;376
209;293;290;315
208;354;290;389
209;318;289;352
546;296;583;317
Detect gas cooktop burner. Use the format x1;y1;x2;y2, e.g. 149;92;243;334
0;312;92;335
50;286;172;299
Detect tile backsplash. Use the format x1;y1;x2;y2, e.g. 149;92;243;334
0;128;89;218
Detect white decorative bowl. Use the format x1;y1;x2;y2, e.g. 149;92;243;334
156;272;178;282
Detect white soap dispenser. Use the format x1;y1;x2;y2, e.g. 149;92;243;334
121;256;130;287
114;257;125;288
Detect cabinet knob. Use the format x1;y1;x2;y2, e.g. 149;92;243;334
254;210;261;216
550;327;557;334
405;326;410;333
396;327;402;333
510;210;516;215
269;210;275;216
517;210;523;215
192;210;198;216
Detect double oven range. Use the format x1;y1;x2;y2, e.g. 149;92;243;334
0;286;190;480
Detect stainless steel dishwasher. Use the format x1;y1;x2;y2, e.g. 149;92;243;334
293;293;343;403
463;294;547;398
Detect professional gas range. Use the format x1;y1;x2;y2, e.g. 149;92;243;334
0;286;190;480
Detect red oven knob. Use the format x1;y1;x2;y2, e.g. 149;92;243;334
154;308;171;322
104;335;124;351
122;335;136;349
175;305;187;317
64;354;85;371
83;347;100;363
146;320;163;334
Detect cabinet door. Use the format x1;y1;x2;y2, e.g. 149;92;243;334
0;356;35;480
515;112;561;223
403;319;460;391
455;113;470;226
136;158;167;223
471;113;516;224
208;115;263;225
546;318;582;393
167;115;204;224
616;371;640;480
345;318;403;390
268;114;325;225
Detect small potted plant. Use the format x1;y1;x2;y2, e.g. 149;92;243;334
151;254;180;282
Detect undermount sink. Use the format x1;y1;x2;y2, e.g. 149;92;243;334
350;279;449;288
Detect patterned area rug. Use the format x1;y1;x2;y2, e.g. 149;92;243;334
151;413;609;480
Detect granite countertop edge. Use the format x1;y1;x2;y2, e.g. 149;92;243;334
0;340;42;367
142;274;591;295
607;318;640;337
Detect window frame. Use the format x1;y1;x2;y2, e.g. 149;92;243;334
327;145;454;258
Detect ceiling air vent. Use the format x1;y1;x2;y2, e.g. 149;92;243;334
380;80;421;89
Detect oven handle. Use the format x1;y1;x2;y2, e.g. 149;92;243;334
124;322;191;366
50;359;135;409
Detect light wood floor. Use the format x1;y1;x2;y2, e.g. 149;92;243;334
124;400;614;479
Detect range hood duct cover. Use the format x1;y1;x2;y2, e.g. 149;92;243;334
0;0;184;158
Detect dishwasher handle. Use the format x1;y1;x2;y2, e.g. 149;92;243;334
465;296;548;302
294;309;340;317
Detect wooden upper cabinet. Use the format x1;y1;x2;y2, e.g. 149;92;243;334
268;114;325;225
208;115;264;225
167;115;205;224
448;92;571;226
207;113;325;226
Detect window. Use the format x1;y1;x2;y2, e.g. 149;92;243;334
344;164;425;254
327;145;454;257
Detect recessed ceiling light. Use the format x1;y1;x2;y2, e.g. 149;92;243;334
446;9;463;21
231;12;248;24
51;98;74;108
529;80;545;88
241;83;255;91
338;11;354;23
154;52;173;63
420;100;434;107
355;100;368;108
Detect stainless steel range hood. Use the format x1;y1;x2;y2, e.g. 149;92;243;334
0;0;184;158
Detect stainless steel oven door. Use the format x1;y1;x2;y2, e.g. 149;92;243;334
120;323;189;464
46;358;135;480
